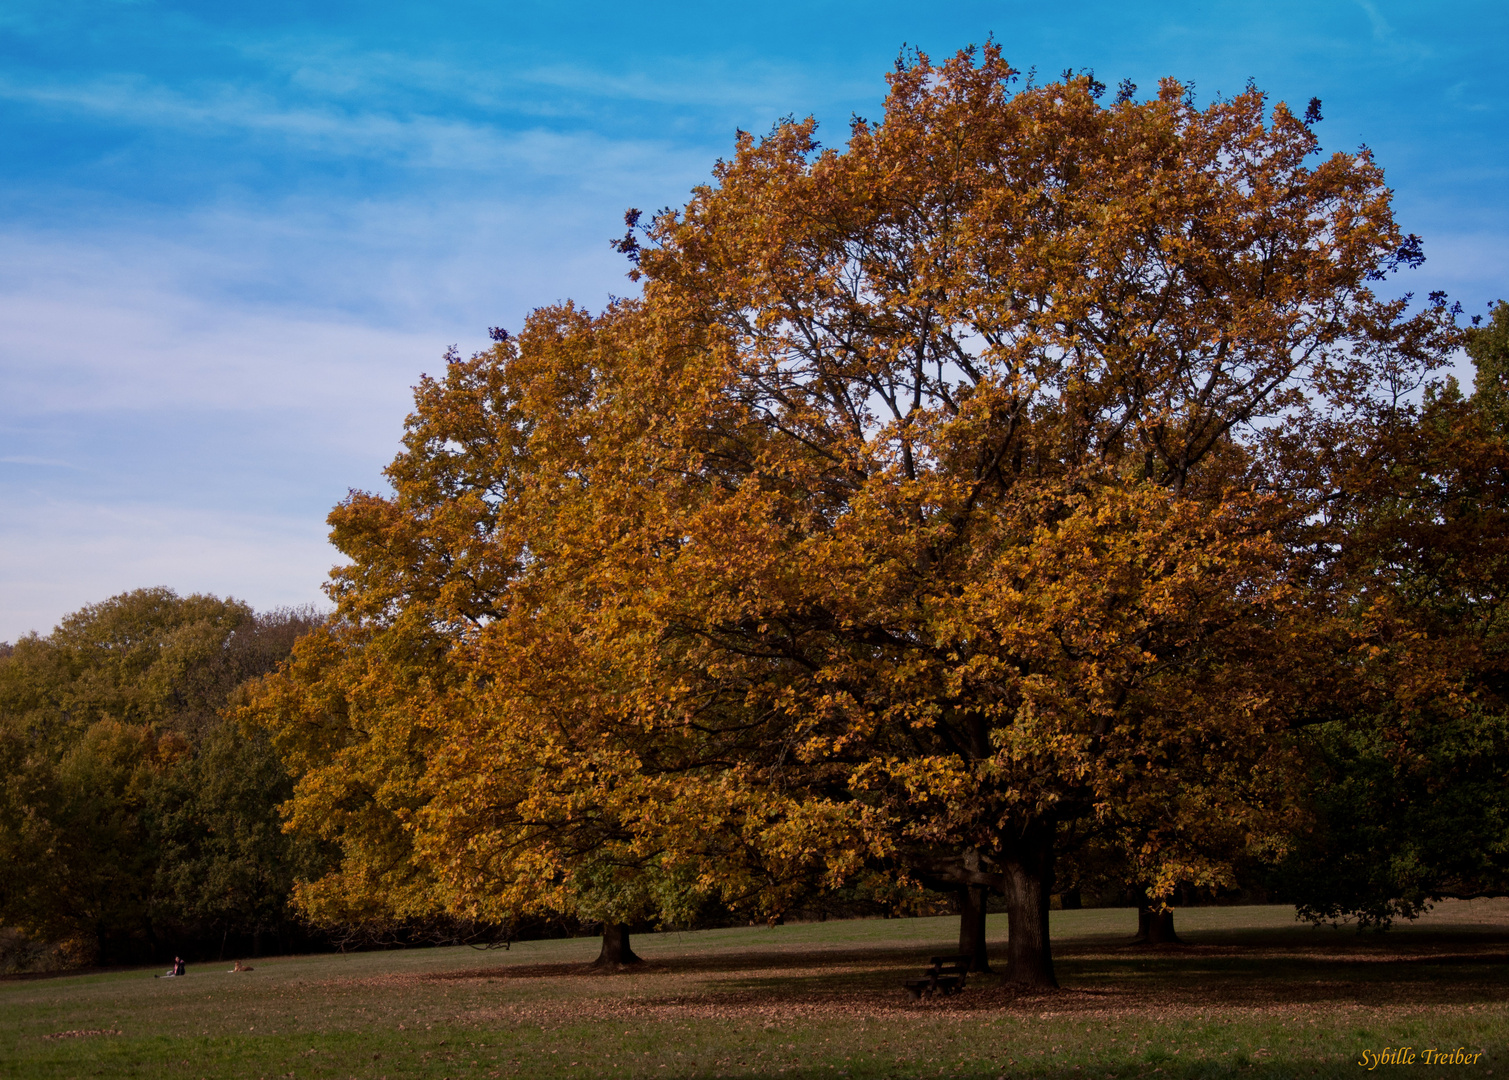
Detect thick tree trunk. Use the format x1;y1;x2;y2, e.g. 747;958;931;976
1000;827;1057;988
1133;904;1181;945
957;884;991;973
590;922;643;968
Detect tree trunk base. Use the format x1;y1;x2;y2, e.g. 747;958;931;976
1001;828;1058;988
957;883;991;973
589;922;643;969
1132;905;1182;945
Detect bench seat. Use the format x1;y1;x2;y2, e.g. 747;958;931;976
903;954;969;999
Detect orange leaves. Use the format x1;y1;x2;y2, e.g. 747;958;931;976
609;45;1458;925
244;46;1463;957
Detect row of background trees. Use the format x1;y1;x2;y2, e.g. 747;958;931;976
2;46;1506;979
0;591;325;967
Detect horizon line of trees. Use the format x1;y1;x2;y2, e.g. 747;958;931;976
4;46;1508;978
0;590;326;968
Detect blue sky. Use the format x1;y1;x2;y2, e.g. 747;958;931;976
1;0;1505;639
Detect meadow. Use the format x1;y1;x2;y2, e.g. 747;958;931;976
3;902;1505;1080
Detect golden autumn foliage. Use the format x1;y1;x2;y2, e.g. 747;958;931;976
246;45;1460;982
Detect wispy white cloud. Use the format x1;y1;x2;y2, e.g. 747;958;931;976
0;182;659;637
239;33;867;118
0;72;711;175
1353;0;1393;40
0;456;83;469
1347;0;1435;62
0;229;437;419
0;17;862;179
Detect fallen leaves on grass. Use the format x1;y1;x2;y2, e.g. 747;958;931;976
43;1028;122;1039
310;936;1509;1028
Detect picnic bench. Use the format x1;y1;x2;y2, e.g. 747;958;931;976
903;954;970;1000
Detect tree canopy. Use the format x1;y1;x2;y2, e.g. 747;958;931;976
247;45;1471;985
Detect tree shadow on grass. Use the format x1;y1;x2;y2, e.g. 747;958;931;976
378;925;1509;1014
404;944;946;983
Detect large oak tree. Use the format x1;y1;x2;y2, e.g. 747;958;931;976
582;45;1456;984
253;46;1457;985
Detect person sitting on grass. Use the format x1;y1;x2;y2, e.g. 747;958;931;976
155;957;186;978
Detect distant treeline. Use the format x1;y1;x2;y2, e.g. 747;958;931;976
0;590;328;967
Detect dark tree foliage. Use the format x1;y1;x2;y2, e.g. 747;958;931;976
0;589;327;964
1277;706;1509;926
1276;314;1509;925
1468;300;1509;431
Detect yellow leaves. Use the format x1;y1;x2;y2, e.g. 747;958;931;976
245;45;1465;940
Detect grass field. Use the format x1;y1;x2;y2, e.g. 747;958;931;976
3;901;1506;1079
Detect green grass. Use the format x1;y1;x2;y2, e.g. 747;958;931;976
4;902;1507;1079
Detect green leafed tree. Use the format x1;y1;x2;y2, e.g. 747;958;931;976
1275;309;1509;924
0;588;324;963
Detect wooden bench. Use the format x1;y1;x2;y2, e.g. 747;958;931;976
903;954;969;1000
